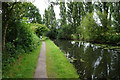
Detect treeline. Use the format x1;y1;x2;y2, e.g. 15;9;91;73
2;2;48;73
43;1;120;45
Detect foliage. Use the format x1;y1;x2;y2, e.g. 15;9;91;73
2;2;44;78
112;2;120;33
43;9;49;27
43;4;58;39
3;17;41;75
25;3;42;24
2;2;42;53
59;2;66;26
31;23;49;37
96;11;109;35
57;24;72;39
46;26;58;39
43;2;120;45
78;12;98;41
3;43;42;78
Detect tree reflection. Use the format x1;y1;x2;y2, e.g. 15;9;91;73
53;39;120;79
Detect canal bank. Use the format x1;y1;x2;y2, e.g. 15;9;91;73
45;39;79;78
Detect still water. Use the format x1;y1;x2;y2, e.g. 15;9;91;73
53;39;120;80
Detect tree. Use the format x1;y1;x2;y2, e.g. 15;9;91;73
67;2;84;34
59;2;66;26
67;1;74;30
43;9;49;28
2;2;18;52
78;12;98;41
84;2;93;13
72;2;78;33
97;11;108;35
112;2;120;33
44;3;57;38
25;3;42;24
48;4;56;29
34;23;49;37
2;2;42;52
58;24;72;39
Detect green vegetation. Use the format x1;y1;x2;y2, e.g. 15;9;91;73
94;43;120;53
44;4;58;38
3;43;41;78
78;12;98;41
2;1;120;79
2;2;48;78
43;2;120;45
32;23;49;37
45;39;79;78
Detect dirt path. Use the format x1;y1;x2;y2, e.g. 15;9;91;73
34;41;48;78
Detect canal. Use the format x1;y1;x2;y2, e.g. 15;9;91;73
53;39;120;79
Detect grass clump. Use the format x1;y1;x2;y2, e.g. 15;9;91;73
45;39;79;78
3;42;42;78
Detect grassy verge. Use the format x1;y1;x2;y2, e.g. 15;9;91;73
45;39;79;78
3;42;42;78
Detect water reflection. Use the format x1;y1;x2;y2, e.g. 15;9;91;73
53;39;120;79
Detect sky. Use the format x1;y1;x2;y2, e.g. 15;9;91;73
32;0;102;25
33;0;60;19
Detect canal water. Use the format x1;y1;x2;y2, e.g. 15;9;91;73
53;39;120;80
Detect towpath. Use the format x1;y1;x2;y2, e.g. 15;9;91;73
34;41;48;78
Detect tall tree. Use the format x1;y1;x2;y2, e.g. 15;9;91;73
84;2;93;13
2;2;42;52
46;3;57;38
2;2;17;52
25;3;42;24
72;2;78;33
59;2;66;26
43;9;49;28
48;4;56;29
95;2;109;35
67;2;73;26
112;2;120;33
67;2;84;34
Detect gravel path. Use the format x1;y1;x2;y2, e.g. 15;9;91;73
34;41;48;78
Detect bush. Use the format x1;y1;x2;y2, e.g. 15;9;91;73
33;23;49;37
71;34;78;40
57;24;72;39
15;22;40;53
3;19;41;69
46;27;58;39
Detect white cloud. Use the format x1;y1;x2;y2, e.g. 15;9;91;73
33;0;60;19
33;0;49;18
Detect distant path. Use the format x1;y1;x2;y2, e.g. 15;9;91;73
34;41;48;78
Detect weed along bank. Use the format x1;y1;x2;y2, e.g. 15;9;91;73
45;39;79;78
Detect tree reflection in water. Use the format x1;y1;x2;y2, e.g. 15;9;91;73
53;39;120;79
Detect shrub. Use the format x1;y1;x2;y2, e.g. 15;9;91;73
34;23;49;37
3;19;41;70
57;24;72;39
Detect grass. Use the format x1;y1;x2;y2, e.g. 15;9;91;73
3;42;42;78
45;39;79;78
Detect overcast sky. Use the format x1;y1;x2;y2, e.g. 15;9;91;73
33;0;102;25
33;0;60;19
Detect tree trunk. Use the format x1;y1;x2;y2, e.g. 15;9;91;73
2;20;9;52
2;2;17;52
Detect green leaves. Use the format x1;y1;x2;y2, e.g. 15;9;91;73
33;23;49;37
78;12;98;40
